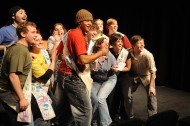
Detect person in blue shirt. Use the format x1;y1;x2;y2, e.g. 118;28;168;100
0;5;27;64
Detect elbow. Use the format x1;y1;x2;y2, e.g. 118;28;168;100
79;59;88;64
78;55;89;64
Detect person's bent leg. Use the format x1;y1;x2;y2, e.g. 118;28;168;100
64;74;92;126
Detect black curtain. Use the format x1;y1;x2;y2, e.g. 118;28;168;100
1;1;189;92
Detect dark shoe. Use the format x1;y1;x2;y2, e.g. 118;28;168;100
113;114;122;122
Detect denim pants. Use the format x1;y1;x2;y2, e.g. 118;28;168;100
127;79;157;118
91;77;117;126
52;72;74;126
63;73;92;126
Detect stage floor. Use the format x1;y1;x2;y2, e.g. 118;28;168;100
133;85;190;120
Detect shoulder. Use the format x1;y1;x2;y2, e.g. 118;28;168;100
0;26;8;34
14;43;28;52
116;31;124;37
108;51;116;60
122;48;129;53
128;48;134;54
143;48;153;56
48;36;55;41
68;29;85;42
0;25;14;31
68;29;80;35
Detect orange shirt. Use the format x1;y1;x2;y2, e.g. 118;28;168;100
57;28;87;74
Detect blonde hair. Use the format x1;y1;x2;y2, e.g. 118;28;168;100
106;18;117;30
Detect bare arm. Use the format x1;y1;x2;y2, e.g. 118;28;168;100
0;45;6;51
79;48;109;64
122;58;131;72
49;47;57;71
9;72;28;111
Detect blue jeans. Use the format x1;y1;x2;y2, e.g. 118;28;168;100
91;76;117;126
52;72;74;126
63;73;92;126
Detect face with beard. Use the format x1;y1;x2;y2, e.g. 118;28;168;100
13;9;27;24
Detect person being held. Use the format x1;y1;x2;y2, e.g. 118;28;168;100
106;18;131;49
47;23;67;85
0;21;38;126
93;19;109;41
29;32;57;126
108;33;132;122
129;34;157;118
47;22;67;55
48;25;74;126
90;37;117;126
56;9;109;126
0;5;27;66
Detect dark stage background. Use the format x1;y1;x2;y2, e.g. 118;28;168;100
1;1;189;92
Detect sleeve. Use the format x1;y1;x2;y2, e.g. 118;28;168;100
127;51;132;59
37;69;53;83
70;30;87;56
10;54;25;73
47;36;55;52
0;28;5;44
9;47;30;75
123;35;132;49
147;53;157;73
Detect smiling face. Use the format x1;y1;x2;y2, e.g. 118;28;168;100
80;20;93;34
133;39;145;54
53;24;65;36
95;19;104;33
33;33;44;50
106;19;118;35
113;38;123;51
100;38;109;49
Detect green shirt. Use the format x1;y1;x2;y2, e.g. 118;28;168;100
0;43;31;112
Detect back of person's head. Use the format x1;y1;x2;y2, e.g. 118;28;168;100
16;21;37;38
109;33;124;46
75;9;93;24
130;35;144;46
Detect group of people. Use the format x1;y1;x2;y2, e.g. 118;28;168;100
0;5;157;126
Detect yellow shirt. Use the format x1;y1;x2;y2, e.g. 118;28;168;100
32;51;48;78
